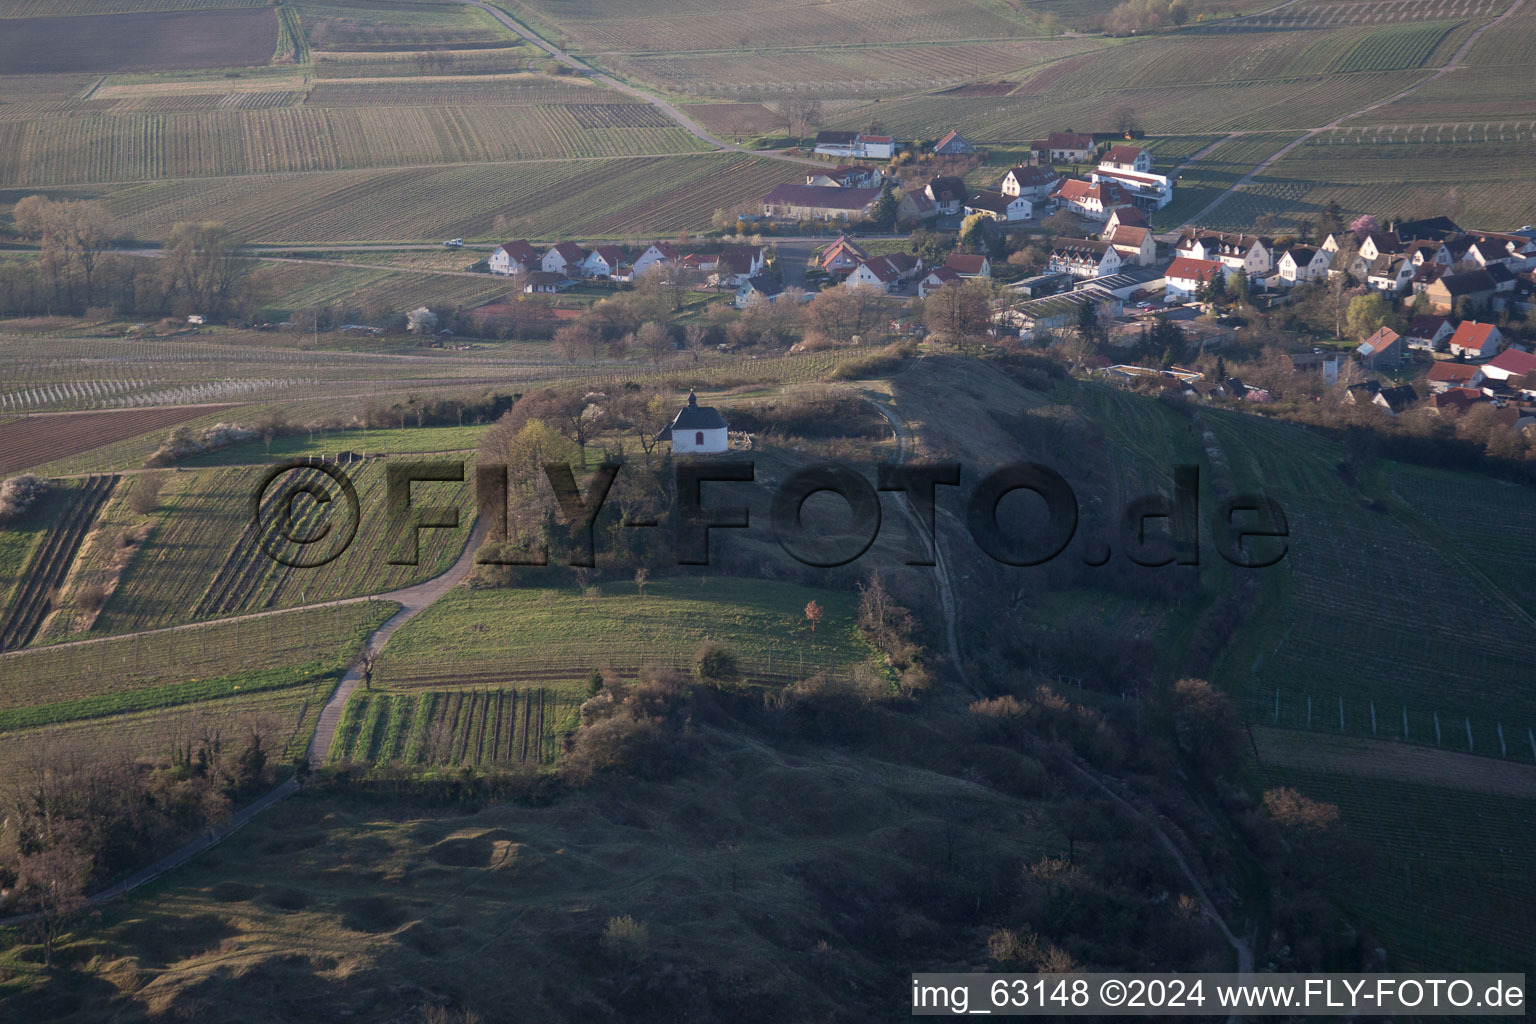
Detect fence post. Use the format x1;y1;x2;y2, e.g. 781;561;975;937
1465;717;1474;753
1338;696;1345;733
1434;711;1441;746
1498;723;1506;758
1403;706;1408;741
1306;695;1312;728
1274;688;1279;725
1370;701;1377;736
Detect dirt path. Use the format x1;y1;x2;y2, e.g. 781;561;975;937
1176;0;1528;228
1253;726;1536;798
308;515;490;760
458;0;822;168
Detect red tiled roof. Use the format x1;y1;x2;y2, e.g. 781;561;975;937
1167;257;1223;282
1487;348;1536;376
548;242;586;261
1449;320;1499;351
1427;362;1480;383
1103;144;1144;164
944;253;989;274
496;240;539;264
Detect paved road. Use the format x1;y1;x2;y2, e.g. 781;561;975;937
1175;0;1528;228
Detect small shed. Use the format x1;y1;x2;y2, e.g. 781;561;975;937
657;391;728;454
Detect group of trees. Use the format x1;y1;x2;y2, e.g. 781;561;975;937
1100;0;1191;35
0;726;275;964
2;197;254;320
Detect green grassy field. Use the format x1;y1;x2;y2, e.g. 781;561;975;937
372;577;876;684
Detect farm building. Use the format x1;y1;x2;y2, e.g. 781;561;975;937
994;288;1122;338
657;391;728;454
490;240;540;275
761;183;880;220
933;130;976;155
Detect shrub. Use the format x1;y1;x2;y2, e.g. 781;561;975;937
601;915;650;961
73;583;109;614
145;423;259;466
126;471;167;515
692;641;739;684
0;474;47;522
829;340;917;381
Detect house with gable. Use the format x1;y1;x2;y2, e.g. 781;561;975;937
710;244;766;287
943;253;991;279
1052;179;1130;221
1107;224;1156;266
762;183;881;220
1356;326;1408;371
1479;347;1536;382
1099;144;1152;174
1178;231;1274;275
1048;237;1122;279
1367;254;1415;293
1042;131;1093;163
819;234;870;277
489;240;540;276
1165;257;1225;300
925;175;970;216
632;241;681;277
1403;314;1454;351
1276;245;1331;286
934;130;976;155
845;253;921;293
999;164;1062;201
918;266;963;298
964;189;1031;222
734;275;785;309
1447;320;1502;360
1425;268;1497;313
582;244;628;279
543;242;587;276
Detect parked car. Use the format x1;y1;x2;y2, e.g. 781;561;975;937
442;238;464;248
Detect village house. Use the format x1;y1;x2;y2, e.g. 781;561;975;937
1052;179;1130;221
1374;384;1419;415
933;130;976;155
1367;254;1415;293
1105;206;1147;233
489;240;540;276
1407;240;1453;268
734;275;785;308
1178;231;1273;274
1089;165;1173;211
761;183;881;220
1426;361;1482;392
1356;326;1409;371
999;164;1063;201
543;242;587;276
819;234;869;277
1107;223;1156;266
1447;320;1503;360
845;253;921;293
1276;245;1331;286
896;189;938;222
964;189;1031;222
918;266;963;298
1425;268;1497;313
582;244;627;279
813;130;892;159
943;253;991;278
1478;347;1536;382
1164;256;1225;299
1403;313;1454;351
804;164;882;189
1040;131;1093;164
1099;144;1152;174
521;271;573;294
1048;237;1122;279
632;241;680;277
925;175;970;216
708;244;766;287
657;391;728;454
1358;231;1404;263
1391;216;1463;240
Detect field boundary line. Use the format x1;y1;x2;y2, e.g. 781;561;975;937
1174;0;1528;228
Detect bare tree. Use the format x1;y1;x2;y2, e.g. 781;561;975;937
17;841;91;967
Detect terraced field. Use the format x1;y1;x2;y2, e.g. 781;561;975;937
330;687;575;767
94;459;474;634
0;474;117;651
88;153;796;242
0;105;710;185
